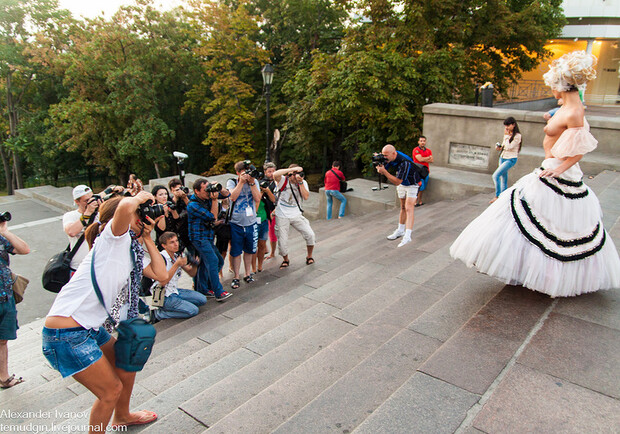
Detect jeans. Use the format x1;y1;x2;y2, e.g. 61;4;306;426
492;157;517;197
325;190;347;219
194;240;224;296
156;289;207;320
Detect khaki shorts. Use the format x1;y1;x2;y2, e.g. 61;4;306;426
396;184;419;199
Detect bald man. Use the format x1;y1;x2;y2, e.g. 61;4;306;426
375;144;421;247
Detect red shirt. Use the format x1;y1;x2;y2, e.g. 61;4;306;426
324;168;345;191
413;146;432;169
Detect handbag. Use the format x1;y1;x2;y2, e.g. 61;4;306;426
330;169;348;193
11;273;29;304
91;246;156;372
42;233;86;293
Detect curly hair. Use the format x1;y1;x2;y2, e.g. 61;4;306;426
543;51;597;92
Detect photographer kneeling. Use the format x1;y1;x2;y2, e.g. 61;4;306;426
150;232;206;322
375;144;421;247
273;165;315;268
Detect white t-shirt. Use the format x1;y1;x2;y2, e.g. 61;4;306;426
48;221;135;329
159;250;181;297
275;177;307;219
62;210;89;270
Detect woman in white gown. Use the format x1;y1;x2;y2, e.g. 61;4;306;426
450;51;620;297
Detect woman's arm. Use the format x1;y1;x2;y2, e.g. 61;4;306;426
539;154;583;178
111;191;153;237
0;222;29;254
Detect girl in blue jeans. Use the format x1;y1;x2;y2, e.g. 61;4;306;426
491;117;522;203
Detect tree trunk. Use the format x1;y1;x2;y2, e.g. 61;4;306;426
154;162;161;179
0;147;13;195
5;71;24;192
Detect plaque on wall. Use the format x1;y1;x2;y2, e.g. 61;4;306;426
449;143;490;169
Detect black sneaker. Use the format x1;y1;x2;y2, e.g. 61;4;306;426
216;291;233;302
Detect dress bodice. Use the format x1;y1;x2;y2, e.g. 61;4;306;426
548;118;598;159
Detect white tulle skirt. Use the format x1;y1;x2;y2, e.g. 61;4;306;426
450;158;620;297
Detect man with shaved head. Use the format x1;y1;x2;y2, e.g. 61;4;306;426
375;144;421;247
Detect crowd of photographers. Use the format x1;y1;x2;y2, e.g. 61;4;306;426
63;159;316;324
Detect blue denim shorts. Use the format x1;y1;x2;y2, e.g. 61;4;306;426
257;219;269;241
0;297;18;340
230;223;258;256
42;326;112;378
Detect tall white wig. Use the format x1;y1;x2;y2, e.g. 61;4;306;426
543;51;597;92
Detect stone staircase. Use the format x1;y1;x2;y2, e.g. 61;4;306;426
3;171;619;433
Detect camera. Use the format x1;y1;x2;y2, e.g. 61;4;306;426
180;186;189;194
259;179;271;189
166;200;177;211
372;153;389;166
288;171;305;178
0;212;11;223
183;248;200;266
206;182;222;193
137;200;166;223
243;160;263;179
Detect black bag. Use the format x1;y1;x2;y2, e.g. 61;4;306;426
91;246;156;372
330;169;348;193
413;162;429;179
42;234;86;293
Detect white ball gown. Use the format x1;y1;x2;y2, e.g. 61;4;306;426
450;120;620;297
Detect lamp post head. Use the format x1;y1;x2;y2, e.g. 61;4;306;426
262;63;274;86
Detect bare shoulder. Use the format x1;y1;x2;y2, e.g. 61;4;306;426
565;107;585;129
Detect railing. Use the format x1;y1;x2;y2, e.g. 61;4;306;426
498;80;551;102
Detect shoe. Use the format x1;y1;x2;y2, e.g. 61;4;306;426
149;311;160;325
243;275;255;283
231;279;240;289
205;290;216;298
397;237;412;248
0;374;24;389
216;291;233;302
387;230;405;240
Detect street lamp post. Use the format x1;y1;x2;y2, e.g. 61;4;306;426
262;64;274;163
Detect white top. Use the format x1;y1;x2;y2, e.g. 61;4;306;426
62;210;89;270
275;178;307;219
159;250;181;297
500;133;521;160
47;221;134;330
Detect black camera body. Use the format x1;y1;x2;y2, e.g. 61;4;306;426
206;182;222;193
166;200;177;211
288;171;305;178
183;248;200;266
137;200;165;223
0;212;11;223
372;153;389;166
259;179;271;189
180;186;189;194
243;160;263;179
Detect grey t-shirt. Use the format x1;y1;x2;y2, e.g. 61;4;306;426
226;179;257;227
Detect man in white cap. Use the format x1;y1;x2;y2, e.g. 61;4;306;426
62;185;101;272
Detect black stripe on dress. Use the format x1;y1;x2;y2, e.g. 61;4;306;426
538;168;583;187
510;190;606;262
519;196;600;247
539;176;588;199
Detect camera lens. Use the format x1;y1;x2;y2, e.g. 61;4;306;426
0;212;11;223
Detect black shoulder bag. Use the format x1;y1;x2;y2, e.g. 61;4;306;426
42;233;86;293
91;246;156;372
330;169;348;193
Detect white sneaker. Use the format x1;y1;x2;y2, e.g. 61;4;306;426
387;230;405;240
397;237;412;247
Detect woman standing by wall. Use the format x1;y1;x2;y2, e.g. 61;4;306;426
490;117;522;203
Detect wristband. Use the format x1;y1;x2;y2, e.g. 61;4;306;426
80;215;89;226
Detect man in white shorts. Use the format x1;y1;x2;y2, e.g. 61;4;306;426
375;144;421;247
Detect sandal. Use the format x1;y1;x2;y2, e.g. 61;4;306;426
0;374;24;389
111;410;158;427
306;257;315;265
243;275;255;283
279;260;290;269
231;278;240;289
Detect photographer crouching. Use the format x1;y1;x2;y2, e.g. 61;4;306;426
273;165;315;268
374;144;421;247
187;178;232;301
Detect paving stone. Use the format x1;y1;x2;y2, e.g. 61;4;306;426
417;259;473;294
140;337;209;379
244;301;340;355
473;363;620;434
141;409;207;434
408;274;504;342
554;286;620;331
398;245;455;285
270;330;441;434
517;313;620;399
419;286;552;395
179;316;354;426
354;372;480;434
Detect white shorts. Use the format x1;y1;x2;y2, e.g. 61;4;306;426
396;184;419;199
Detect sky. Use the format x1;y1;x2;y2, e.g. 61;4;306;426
58;0;183;19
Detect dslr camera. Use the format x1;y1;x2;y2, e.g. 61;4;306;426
206;182;222;193
372;153;389;166
183;248;200;266
288;171;305;178
0;212;11;223
137;200;166;224
243;160;263;179
259;178;271;189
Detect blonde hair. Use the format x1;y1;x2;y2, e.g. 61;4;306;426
543;51;597;92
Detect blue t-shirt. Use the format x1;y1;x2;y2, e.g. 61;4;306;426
0;235;15;298
385;151;419;186
226;179;257;227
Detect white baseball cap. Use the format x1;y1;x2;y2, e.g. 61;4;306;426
72;185;92;200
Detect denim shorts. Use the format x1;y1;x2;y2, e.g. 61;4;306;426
42;326;112;378
257;219;269;241
0;297;18;340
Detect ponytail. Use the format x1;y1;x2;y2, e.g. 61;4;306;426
84;196;123;248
